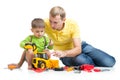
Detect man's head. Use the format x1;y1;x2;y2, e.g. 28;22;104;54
49;6;66;31
31;18;45;38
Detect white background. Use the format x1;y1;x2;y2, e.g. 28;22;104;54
0;0;120;80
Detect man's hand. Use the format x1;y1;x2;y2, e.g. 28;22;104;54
52;50;66;58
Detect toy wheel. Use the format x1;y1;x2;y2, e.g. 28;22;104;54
38;61;46;69
32;64;36;69
40;62;46;69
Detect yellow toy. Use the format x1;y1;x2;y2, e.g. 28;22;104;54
24;43;37;54
24;43;59;69
8;64;17;70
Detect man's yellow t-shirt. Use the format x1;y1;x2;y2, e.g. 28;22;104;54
45;19;80;51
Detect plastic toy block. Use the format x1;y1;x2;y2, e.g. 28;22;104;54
53;67;64;71
32;68;46;73
8;65;17;70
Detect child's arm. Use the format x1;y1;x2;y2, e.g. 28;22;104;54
46;38;53;50
20;35;32;48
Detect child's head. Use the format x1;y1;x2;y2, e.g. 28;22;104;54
31;18;45;38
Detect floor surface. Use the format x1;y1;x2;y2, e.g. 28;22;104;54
0;57;119;80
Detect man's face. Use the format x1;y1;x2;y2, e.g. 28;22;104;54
49;15;65;31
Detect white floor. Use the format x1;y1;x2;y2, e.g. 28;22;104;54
0;67;118;80
0;65;119;80
0;56;119;80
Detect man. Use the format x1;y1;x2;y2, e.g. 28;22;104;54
44;6;116;67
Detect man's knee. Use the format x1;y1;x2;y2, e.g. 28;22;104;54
97;57;116;67
104;57;116;67
73;54;95;66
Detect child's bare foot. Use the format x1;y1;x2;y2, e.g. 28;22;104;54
28;65;32;70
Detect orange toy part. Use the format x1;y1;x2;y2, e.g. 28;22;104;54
8;65;17;70
64;66;74;72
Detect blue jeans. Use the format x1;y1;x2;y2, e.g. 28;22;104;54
60;41;116;67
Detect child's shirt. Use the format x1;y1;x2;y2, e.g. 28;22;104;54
20;35;52;52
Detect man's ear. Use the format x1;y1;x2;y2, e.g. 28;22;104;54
63;18;66;23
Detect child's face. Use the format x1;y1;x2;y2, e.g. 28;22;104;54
31;28;45;38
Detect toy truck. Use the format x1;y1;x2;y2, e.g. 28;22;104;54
32;52;59;69
24;43;59;69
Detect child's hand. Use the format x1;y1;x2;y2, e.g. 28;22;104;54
27;49;33;54
43;50;51;58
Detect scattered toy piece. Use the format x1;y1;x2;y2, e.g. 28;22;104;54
93;68;101;72
80;64;94;72
53;67;64;71
8;65;17;70
32;68;46;73
65;67;74;72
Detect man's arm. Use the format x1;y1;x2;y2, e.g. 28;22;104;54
64;38;82;57
52;38;82;57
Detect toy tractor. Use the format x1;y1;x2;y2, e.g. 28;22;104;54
24;43;59;69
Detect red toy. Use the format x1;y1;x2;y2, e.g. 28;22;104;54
80;64;94;72
32;68;46;73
